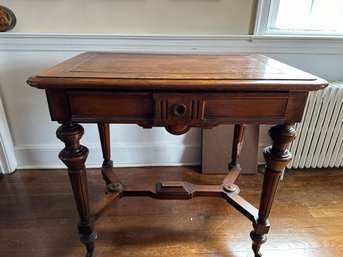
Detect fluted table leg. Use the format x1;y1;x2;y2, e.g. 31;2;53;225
251;124;296;257
56;123;97;257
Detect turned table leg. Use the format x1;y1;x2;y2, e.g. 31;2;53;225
229;124;246;168
97;123;122;188
250;124;296;257
222;124;246;186
98;123;115;184
57;123;97;257
98;123;113;168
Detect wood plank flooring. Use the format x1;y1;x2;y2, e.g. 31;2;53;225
0;167;342;257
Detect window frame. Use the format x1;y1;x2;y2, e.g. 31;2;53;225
254;0;343;36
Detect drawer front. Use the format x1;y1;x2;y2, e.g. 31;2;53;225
205;93;289;123
154;92;289;125
68;91;154;122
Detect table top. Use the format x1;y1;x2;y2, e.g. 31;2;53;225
27;52;327;92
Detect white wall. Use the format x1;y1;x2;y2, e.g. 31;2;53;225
1;0;255;35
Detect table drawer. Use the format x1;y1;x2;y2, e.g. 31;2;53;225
68;91;154;122
204;93;289;123
154;92;289;125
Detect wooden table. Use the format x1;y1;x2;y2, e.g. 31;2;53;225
27;53;327;257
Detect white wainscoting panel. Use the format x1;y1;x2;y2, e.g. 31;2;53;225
14;141;201;169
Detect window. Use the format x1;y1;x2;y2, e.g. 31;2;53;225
255;0;343;36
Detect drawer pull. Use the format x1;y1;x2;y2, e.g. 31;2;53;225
172;103;187;117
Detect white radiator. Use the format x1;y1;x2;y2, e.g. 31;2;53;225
288;81;343;169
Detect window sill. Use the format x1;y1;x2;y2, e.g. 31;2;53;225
251;34;343;41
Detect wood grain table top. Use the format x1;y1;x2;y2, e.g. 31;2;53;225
27;52;327;92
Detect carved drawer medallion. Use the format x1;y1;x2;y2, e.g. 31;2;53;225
154;93;205;124
153;93;206;134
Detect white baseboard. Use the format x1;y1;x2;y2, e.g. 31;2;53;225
14;143;201;169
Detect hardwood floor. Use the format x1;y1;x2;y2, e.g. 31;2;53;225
0;166;342;257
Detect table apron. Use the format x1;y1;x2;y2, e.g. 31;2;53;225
46;90;308;125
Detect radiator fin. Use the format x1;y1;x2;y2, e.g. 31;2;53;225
288;81;343;169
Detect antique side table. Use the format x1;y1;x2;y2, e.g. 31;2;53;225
27;53;327;257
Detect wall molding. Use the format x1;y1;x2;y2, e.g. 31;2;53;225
0;33;343;54
14;142;201;169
